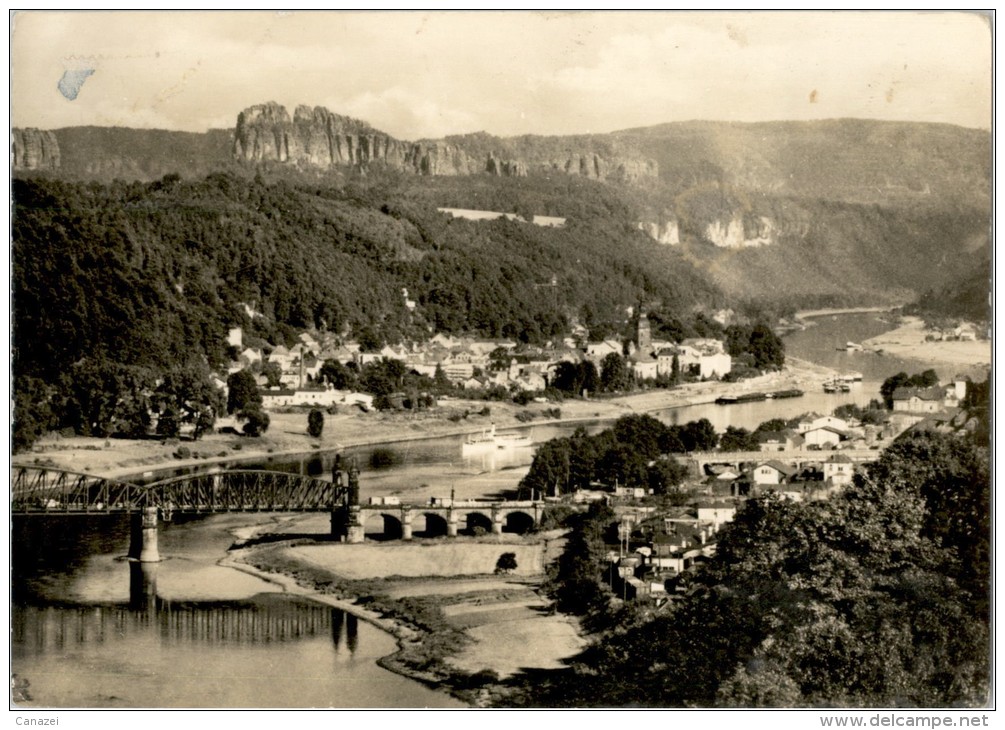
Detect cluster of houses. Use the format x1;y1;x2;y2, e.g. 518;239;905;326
610;501;737;604
925;323;979;342
220;320;734;410
890;378;977;435
629;311;732;380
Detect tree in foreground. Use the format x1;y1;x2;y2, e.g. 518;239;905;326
308;408;324;438
227;370;262;415
239;406;270;437
495;552;518;574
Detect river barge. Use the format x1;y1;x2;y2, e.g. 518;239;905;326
715;392;767;405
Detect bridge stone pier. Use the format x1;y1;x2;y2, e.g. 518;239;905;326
128;506;161;563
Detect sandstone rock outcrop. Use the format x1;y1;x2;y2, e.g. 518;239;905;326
486;153;528;177
12;128;60;170
233;103;658;182
638;219;680;245
234;102;479;175
548;153;659;182
704;213;776;248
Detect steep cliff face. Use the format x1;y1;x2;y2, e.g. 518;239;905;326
486;153;528;177
548;153;658;182
233;103;658;181
705;213;777;248
233;102;480;175
638;219;680;245
12;128;61;170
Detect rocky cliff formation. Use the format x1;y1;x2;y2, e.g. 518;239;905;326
486;153;527;177
234;102;481;175
638;219;680;245
705;213;777;248
12;128;60;170
233;103;658;181
547;153;657;182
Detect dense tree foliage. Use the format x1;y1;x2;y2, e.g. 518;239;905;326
551;361;599;397
520;415;722;498
239;406;270;437
226;370;262;415
307;409;324;438
545;502;617;617
719;426;759;452
599;352;632;392
503;432;989;707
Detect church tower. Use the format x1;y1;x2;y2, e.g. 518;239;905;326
637;308;652;352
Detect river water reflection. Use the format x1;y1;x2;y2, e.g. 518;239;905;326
11;515;462;708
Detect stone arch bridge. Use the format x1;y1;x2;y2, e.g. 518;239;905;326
355;500;545;542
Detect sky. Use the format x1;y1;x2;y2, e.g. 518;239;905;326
10;10;993;139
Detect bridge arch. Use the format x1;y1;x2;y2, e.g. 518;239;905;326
503;510;535;535
363;512;403;541
462;511;494;535
416;512;449;538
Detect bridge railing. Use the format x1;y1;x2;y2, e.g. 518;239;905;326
12;467;149;513
12;467;347;514
146;470;346;512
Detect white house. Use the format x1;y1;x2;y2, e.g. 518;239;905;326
633;360;659;380
239;347;262;367
261;385;343;409
751;461;796;485
696;502;737;529
892;386;959;413
656;343;731;379
798;415;849;434
823;454;855;486
756;430;805;451
586;340;622;361
802;426;849;449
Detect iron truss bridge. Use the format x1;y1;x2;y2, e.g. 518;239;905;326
11;466;347;515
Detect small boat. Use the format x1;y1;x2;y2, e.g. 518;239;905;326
824;380;851;394
462;424;533;454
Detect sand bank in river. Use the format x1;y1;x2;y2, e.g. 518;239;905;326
230;524;582;705
14;359;837;482
861;317;991;374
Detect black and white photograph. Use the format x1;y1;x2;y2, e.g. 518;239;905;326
9;10;993;716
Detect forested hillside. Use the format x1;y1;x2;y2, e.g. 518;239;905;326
12;170;721;384
906;248;992;324
16;115;988;312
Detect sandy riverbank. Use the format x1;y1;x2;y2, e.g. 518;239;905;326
14;358;838;482
227;518;581;706
861;316;991;374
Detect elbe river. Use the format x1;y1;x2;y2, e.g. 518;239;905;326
12;312;980;708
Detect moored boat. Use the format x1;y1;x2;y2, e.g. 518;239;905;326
769;388;804;399
462;424;533;454
717;392;766;405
